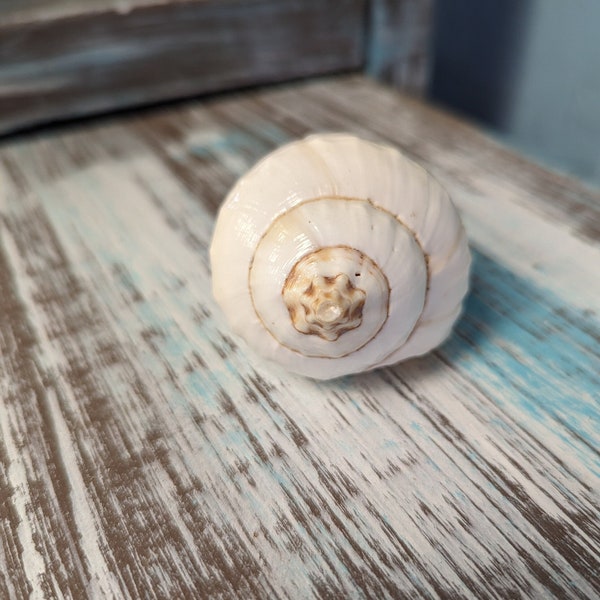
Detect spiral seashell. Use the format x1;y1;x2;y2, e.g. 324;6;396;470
210;134;471;379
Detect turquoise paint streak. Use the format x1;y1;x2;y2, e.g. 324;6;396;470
440;250;600;472
190;122;291;165
365;0;390;78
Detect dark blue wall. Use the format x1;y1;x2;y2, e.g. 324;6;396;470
430;0;600;188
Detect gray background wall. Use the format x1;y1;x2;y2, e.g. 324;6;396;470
430;0;600;189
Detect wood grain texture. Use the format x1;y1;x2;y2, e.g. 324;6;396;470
0;0;365;136
0;0;194;25
0;75;598;598
366;0;434;95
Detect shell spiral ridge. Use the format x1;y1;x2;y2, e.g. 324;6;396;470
210;134;471;379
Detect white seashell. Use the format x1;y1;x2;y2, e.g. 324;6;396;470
210;134;471;380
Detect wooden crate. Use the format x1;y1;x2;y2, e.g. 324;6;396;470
0;0;433;135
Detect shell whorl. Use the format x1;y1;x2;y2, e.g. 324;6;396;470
210;134;471;379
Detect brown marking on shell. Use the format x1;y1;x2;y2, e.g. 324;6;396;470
349;300;365;322
283;252;368;342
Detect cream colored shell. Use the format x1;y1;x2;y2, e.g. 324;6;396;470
210;134;471;380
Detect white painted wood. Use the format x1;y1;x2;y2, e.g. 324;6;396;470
0;75;597;599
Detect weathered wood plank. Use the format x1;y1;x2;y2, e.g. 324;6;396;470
0;0;365;135
0;75;598;598
0;0;157;25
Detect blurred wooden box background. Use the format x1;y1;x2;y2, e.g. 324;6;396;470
0;0;432;135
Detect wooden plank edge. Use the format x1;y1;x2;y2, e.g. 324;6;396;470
366;0;434;95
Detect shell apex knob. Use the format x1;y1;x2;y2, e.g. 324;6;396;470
210;133;471;379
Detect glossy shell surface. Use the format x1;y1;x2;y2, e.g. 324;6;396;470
210;134;471;379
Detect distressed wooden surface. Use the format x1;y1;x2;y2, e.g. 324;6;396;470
0;0;176;24
0;0;366;136
0;75;599;598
